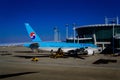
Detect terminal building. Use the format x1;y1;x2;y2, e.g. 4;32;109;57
67;17;120;52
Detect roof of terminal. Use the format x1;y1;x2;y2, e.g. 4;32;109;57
76;24;120;29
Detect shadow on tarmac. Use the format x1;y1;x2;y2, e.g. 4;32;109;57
0;72;39;79
93;59;117;64
14;54;86;60
14;55;50;59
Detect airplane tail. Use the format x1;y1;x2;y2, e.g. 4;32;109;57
25;23;42;42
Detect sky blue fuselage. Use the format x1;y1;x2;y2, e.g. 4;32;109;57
24;41;97;48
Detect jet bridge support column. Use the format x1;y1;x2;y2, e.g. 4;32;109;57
93;33;97;45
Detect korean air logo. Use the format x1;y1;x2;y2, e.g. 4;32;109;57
30;32;36;39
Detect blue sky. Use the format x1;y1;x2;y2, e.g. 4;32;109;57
0;0;120;43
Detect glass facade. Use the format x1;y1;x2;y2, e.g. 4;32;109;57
114;38;120;48
95;27;113;42
76;25;120;42
75;24;120;48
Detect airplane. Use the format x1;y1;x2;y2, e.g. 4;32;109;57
23;23;99;55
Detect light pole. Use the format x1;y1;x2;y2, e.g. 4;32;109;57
112;24;115;54
73;23;76;43
65;24;69;39
54;27;58;42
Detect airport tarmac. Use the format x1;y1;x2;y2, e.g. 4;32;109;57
0;46;120;80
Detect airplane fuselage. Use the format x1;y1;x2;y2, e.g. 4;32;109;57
24;41;97;53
